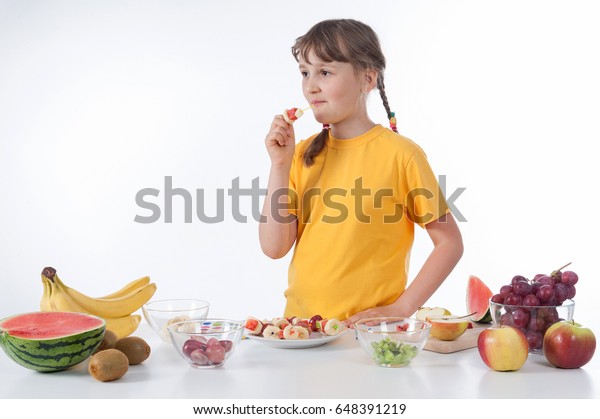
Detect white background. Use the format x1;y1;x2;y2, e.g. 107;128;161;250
1;0;599;334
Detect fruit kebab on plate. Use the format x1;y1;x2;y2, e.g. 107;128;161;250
244;315;346;340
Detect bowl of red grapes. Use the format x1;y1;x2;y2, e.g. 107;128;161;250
489;263;577;353
168;319;244;368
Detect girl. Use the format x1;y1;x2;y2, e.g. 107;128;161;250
259;19;463;326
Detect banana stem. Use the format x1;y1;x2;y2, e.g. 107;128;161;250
42;267;57;280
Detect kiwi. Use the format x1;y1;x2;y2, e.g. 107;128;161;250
88;349;129;382
94;329;118;354
114;336;151;365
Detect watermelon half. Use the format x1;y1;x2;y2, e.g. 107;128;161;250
0;311;106;372
466;275;493;323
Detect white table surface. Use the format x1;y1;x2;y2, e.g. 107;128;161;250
1;323;599;399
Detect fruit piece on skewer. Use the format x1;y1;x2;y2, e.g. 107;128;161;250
244;317;264;336
308;314;323;332
282;105;312;124
283;108;303;124
273;317;290;330
262;325;281;339
293;319;312;335
282;324;309;340
320;318;346;336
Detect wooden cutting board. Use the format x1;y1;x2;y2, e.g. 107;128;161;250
424;324;489;354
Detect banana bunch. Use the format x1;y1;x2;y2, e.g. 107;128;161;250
40;266;157;339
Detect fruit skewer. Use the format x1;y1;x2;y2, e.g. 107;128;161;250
282;105;313;124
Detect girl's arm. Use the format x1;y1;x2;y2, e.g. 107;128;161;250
343;213;463;325
259;115;298;259
259;163;297;259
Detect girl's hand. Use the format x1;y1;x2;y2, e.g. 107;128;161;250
342;303;411;328
343;214;464;329
265;115;296;167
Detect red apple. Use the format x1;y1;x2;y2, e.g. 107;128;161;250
477;325;528;371
543;320;596;369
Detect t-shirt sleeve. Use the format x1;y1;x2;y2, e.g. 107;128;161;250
404;147;450;227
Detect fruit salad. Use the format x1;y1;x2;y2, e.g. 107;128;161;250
371;337;419;367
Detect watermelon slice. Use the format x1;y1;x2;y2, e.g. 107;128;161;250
0;311;106;372
466;275;493;323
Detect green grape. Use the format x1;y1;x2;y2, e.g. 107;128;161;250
371;337;418;366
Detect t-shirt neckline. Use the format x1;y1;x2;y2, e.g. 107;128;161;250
327;124;386;149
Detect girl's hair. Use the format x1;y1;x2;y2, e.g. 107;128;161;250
291;19;397;166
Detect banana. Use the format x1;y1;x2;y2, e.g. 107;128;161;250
46;275;89;314
98;276;151;299
46;268;156;318
40;276;55;311
40;268;142;338
64;280;157;318
104;314;142;339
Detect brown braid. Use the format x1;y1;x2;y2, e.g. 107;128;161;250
302;126;329;166
378;76;398;133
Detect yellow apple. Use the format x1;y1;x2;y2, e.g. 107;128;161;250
415;307;451;322
478;325;528;371
426;315;470;341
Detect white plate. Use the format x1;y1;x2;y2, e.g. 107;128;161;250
245;330;347;349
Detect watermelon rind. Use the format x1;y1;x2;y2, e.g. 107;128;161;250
466;275;493;323
0;311;106;372
476;308;492;323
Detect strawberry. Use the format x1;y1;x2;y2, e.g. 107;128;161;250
245;318;259;331
396;324;409;332
287;108;299;121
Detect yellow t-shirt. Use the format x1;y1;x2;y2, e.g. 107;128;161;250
285;124;449;320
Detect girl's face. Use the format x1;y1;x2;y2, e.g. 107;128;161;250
299;51;375;130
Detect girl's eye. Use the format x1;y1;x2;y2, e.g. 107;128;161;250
320;70;330;76
300;71;308;77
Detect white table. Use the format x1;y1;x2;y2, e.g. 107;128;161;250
1;323;598;399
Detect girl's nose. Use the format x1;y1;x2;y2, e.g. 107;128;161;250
305;79;320;94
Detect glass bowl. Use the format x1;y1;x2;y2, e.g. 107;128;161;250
142;299;210;342
354;317;431;368
490;299;575;353
168;319;244;369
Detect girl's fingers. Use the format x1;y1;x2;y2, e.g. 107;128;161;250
267;124;292;147
342;319;354;328
267;129;285;147
272;115;294;132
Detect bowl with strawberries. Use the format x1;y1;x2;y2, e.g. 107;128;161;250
168;318;244;369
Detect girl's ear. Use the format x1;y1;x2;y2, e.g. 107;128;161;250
363;69;378;93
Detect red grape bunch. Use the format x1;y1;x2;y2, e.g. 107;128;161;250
490;263;578;351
